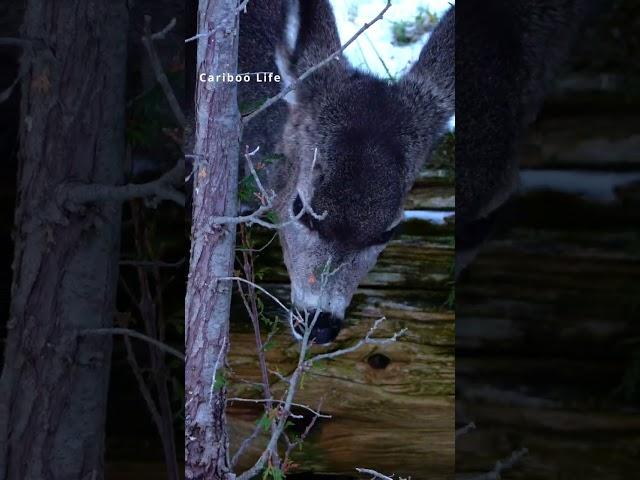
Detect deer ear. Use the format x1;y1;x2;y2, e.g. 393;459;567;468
401;6;454;117
275;0;344;105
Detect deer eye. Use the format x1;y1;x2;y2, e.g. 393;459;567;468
292;195;303;216
292;194;317;231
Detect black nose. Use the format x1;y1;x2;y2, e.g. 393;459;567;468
293;311;342;345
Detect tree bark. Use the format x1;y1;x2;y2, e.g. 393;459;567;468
0;1;128;479
185;1;240;479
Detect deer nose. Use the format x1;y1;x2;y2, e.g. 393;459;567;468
293;311;342;345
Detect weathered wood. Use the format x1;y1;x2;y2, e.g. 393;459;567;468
457;185;640;478
457;408;640;480
225;223;454;475
227;313;454;478
457;188;640;354
225;144;454;476
521;114;640;169
405;168;455;210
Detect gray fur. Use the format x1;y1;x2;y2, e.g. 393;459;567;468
239;0;454;342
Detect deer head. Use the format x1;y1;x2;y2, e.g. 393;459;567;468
270;1;454;343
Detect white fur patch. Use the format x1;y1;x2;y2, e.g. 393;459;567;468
275;46;297;104
285;0;300;51
275;0;301;104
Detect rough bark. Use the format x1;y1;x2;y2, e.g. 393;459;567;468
0;1;128;479
185;0;240;478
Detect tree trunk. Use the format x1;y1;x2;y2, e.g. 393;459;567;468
185;1;240;479
0;1;128;479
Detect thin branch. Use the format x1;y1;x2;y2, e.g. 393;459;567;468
142;16;186;128
219;276;291;317
64;159;184;207
150;17;177;40
235;233;284;466
209;336;229;406
296;150;328;222
307;317;407;365
236;232;278;253
123;335;164;428
236;0;251;14
212;147;324;228
456;422;476;438
231;419;264;467
355;468;395;480
243;145;272;203
269;368;290;385
284;400;324;463
470;448;529;480
184;0;250;43
241;0;392;125
0;46;31;103
212;205;273;228
81;328;184;361
227;398;331;419
236;310;322;480
120;258;186;268
363;31;394;81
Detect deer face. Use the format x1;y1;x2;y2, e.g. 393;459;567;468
270;1;454;343
273;75;412;343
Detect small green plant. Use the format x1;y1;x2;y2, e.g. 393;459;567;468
391;7;440;46
262;464;285;480
256;412;274;434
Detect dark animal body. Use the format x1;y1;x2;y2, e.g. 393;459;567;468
236;0;454;342
456;0;600;273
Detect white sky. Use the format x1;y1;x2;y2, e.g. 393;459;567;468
329;0;453;78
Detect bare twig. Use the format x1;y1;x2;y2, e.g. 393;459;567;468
150;17;177;40
120;258;186;269
142;16;186;128
184;0;251;43
231;419;264;467
269;368;290;385
243;145;272;203
307;317;407;365
236;0;251;14
123;336;164;428
209;336;229;406
241;0;392;125
227;398;331;419
0;44;31;103
64;159;184;207
236;309;322;480
363;32;394;81
220;276;290;316
355;468;395;480
212;146;325;228
236;231;278;253
81;327;184;361
456;422;476;438
470;448;529;480
235;229;282;466
284;400;324;465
